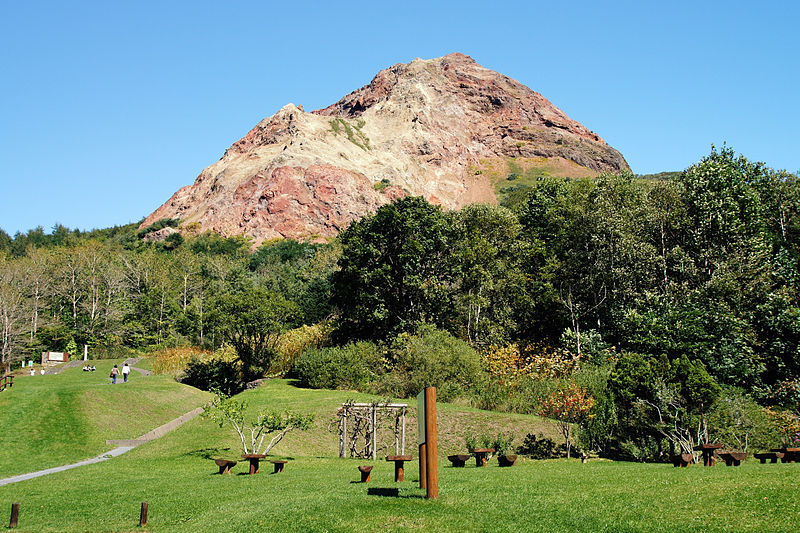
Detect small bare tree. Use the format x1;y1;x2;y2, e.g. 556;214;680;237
203;393;313;455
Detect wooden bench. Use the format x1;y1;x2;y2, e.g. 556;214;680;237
473;448;495;467
447;454;471;467
242;453;267;474
497;454;517;467
672;453;694;467
693;443;723;466
386;455;412;482
718;451;747;466
270;460;288;473
754;452;783;464
214;459;237;474
773;448;800;463
358;465;373;482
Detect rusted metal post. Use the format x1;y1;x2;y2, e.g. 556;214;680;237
9;502;19;528
424;387;439;499
139;502;148;527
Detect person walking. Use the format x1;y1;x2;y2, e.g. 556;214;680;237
122;362;131;383
110;364;119;384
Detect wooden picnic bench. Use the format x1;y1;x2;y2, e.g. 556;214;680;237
771;448;800;463
242;453;267;474
672;453;694;467
447;454;471;467
472;448;494;467
718;451;747;466
497;454;518;467
754;452;784;463
214;459;237;474
693;443;723;466
386;455;412;482
270;460;288;473
358;465;373;482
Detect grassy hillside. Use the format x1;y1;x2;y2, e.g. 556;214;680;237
0;379;798;532
0;360;210;477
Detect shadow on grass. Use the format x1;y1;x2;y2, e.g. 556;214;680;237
182;447;233;460
367;487;424;499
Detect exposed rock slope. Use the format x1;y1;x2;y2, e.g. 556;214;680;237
142;53;629;244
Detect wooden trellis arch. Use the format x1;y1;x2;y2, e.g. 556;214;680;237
335;400;407;459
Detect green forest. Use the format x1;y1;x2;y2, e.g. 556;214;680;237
2;146;799;460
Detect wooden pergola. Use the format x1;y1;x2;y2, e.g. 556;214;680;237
336;401;408;460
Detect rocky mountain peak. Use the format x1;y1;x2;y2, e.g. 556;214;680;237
142;54;629;245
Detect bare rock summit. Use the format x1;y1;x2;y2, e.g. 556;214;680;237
142;53;629;244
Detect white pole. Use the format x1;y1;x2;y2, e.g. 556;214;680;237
84;345;88;361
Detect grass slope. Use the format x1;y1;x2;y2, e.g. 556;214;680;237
0;359;210;477
1;379;798;532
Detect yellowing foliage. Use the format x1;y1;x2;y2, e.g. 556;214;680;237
152;346;210;376
481;342;580;384
272;322;332;375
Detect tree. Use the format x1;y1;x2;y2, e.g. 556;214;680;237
0;256;27;372
332;196;454;341
202;392;313;455
451;204;526;346
538;381;595;458
208;286;298;379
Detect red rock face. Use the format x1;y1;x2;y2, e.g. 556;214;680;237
141;53;629;245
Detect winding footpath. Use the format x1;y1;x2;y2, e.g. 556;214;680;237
0;361;201;487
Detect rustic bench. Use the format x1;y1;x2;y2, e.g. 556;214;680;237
497;454;518;467
447;454;471;467
718;451;747;466
693;443;723;466
358;465;373;482
473;448;495;467
270;460;288;473
778;448;800;463
386;455;412;482
672;453;694;467
242;453;267;474
214;459;237;474
754;452;783;463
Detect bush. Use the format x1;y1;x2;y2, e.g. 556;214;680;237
293;341;383;390
518;433;561;459
182;355;243;396
386;325;486;402
152;346;210;375
273;323;332;376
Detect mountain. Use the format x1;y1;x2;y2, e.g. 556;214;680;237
141;53;629;244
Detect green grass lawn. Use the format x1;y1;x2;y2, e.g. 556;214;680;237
0;360;210;477
1;379;798;532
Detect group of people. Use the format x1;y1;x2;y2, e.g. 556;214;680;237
109;363;131;384
82;365;97;372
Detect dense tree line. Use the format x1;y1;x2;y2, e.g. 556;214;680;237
2;146;798;457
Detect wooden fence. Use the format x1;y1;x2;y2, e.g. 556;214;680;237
0;374;13;392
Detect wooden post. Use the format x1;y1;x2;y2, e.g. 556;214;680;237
372;405;377;460
9;502;19;528
340;408;347;458
401;406;406;455
139;502;148;527
424;387;439;499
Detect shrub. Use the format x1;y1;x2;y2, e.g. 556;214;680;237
152;346;210;375
518;433;561;459
182;349;243;396
387;325;486;402
293;341;383;390
273;322;332;375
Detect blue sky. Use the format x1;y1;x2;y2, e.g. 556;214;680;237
1;0;798;235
